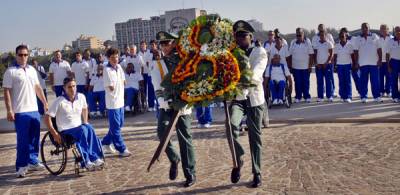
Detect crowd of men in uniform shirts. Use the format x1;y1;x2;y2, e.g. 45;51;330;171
2;20;400;189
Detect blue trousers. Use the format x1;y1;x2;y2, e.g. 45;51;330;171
54;85;63;97
124;88;138;108
337;64;352;100
143;74;156;108
360;65;380;99
390;59;400;99
196;106;212;125
77;85;86;94
379;62;392;94
352;69;362;96
62;124;103;167
102;108;126;153
316;64;334;99
292;69;311;100
36;89;47;115
269;80;286;101
15;111;40;171
88;91;106;113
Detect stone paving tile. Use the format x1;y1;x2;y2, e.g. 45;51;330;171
0;123;399;194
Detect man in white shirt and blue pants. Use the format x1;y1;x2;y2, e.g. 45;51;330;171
353;23;383;103
387;26;400;102
3;45;48;177
102;48;131;157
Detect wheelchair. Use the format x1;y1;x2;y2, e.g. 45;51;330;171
265;78;293;109
40;131;105;175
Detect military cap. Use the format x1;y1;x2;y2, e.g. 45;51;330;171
233;20;255;34
156;31;179;42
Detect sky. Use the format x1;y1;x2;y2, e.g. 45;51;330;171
0;0;398;53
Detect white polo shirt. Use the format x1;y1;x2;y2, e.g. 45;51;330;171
353;33;381;66
387;38;400;60
47;93;87;131
90;75;105;92
49;60;71;86
269;46;291;66
2;64;39;113
263;41;275;53
379;35;394;62
71;61;89;85
334;42;354;65
315;41;334;64
103;64;125;109
35;65;47;89
264;64;291;82
125;72;143;89
312;33;335;49
83;58;97;79
289;39;314;70
123;55;144;74
138;50;153;74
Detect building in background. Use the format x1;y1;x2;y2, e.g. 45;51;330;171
247;19;264;32
72;35;104;51
115;8;206;50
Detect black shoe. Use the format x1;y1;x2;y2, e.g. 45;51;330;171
169;160;180;180
184;175;196;187
251;173;262;188
230;159;243;183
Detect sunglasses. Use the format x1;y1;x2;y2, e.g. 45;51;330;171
17;53;29;57
296;34;302;37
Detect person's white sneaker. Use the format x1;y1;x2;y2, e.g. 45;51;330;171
16;166;28;178
28;162;45;171
196;124;204;128
272;99;278;105
388;93;392;98
393;98;399;103
120;149;131;157
204;123;211;128
102;145;116;154
345;99;352;103
96;111;102;117
361;98;367;103
374;97;383;102
85;161;96;171
125;106;131;112
317;98;323;102
93;159;104;168
294;99;300;103
278;99;284;104
306;98;312;103
328;97;334;102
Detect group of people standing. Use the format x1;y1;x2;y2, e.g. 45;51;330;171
263;23;400;104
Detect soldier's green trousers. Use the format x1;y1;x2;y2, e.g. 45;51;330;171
229;100;264;174
157;108;196;178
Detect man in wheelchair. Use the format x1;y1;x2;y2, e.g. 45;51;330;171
44;77;104;171
264;54;292;105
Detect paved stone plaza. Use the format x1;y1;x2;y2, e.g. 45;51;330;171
0;123;399;194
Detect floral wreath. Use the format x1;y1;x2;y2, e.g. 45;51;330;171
161;15;254;109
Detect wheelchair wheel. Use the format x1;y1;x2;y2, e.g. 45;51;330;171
40;132;68;175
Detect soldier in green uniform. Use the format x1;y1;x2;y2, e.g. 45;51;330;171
229;21;268;188
151;31;196;187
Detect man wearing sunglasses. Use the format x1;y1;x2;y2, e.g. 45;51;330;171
288;28;314;103
229;20;268;188
3;45;48;177
151;31;197;187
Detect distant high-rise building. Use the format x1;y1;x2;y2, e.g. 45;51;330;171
115;8;207;50
247;19;264;32
72;35;104;51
